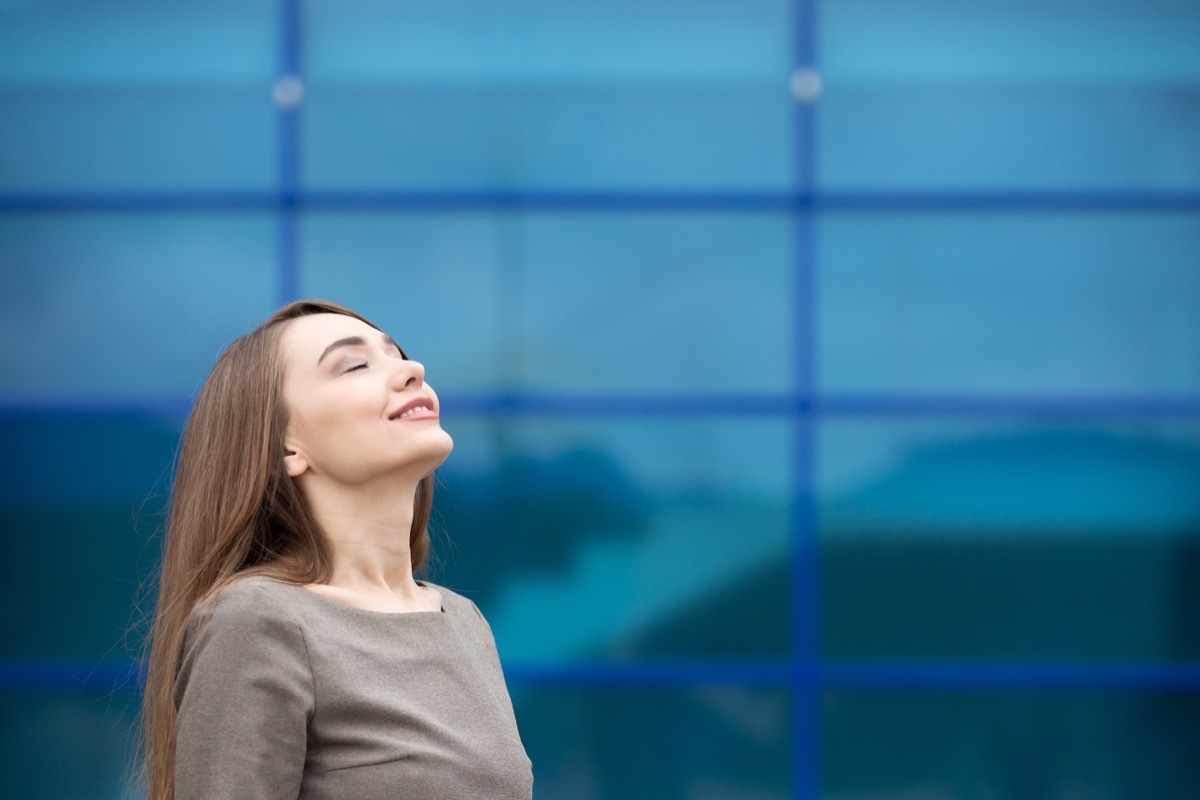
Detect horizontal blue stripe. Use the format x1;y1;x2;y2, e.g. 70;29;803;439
819;394;1200;417
0;190;791;213
0;191;282;213
512;661;1200;690
1;190;1198;214
5;660;1200;691
0;396;197;419
822;662;1200;689
822;189;1200;213
443;393;798;416
2;393;1199;420
0;661;144;691
506;660;792;687
303;189;797;213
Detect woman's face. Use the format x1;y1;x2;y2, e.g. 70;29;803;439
278;312;453;487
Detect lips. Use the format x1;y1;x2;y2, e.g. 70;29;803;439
388;396;437;420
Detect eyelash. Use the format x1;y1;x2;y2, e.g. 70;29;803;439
343;348;404;374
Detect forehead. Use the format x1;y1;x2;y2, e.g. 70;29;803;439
280;313;382;364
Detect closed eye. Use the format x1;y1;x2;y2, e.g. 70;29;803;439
345;362;368;373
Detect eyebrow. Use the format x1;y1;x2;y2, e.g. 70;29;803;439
317;334;404;365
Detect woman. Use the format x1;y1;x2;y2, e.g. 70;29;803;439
139;300;532;800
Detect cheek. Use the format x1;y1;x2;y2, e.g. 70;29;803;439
296;391;385;453
289;397;346;453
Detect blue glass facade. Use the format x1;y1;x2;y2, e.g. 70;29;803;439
1;1;1199;798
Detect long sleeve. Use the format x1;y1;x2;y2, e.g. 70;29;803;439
174;580;315;800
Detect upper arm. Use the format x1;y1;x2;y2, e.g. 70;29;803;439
174;582;314;800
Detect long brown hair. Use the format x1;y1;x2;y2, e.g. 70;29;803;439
137;299;435;800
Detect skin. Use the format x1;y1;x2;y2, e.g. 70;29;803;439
279;313;453;613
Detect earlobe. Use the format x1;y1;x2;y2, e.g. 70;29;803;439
283;448;308;478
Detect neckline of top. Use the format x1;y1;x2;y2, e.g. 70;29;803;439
278;577;448;618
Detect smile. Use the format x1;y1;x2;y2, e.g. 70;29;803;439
388;398;439;421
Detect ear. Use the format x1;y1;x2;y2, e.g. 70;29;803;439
283;444;309;478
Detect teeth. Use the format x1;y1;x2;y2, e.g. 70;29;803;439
398;405;429;419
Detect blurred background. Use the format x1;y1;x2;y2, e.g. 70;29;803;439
1;0;1199;798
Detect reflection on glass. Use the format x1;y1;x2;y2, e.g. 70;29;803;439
518;214;791;393
0;2;277;190
433;417;792;661
818;0;1200;189
303;212;793;394
300;212;504;392
0;417;179;660
818;212;1200;395
819;419;1200;660
0;689;142;800
0;215;277;399
303;1;794;189
513;685;791;800
303;87;792;190
822;689;1200;799
0;88;277;191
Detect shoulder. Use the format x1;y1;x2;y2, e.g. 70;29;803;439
185;575;306;647
175;576;314;713
193;574;296;616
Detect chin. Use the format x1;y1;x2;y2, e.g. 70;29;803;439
417;429;454;475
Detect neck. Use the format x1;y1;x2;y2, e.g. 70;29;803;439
301;473;422;596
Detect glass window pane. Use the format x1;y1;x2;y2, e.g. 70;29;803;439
432;417;792;661
822;689;1200;799
0;214;278;400
302;0;794;189
299;212;504;392
817;212;1200;395
818;0;1200;190
0;416;179;660
819;419;1200;661
302;212;793;394
0;689;141;800
513;685;791;800
0;1;278;191
520;214;792;393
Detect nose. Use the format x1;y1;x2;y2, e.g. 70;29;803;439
390;357;425;390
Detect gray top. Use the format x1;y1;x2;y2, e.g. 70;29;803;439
174;575;533;800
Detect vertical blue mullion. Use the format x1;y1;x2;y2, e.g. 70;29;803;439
276;0;303;306
791;0;820;799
